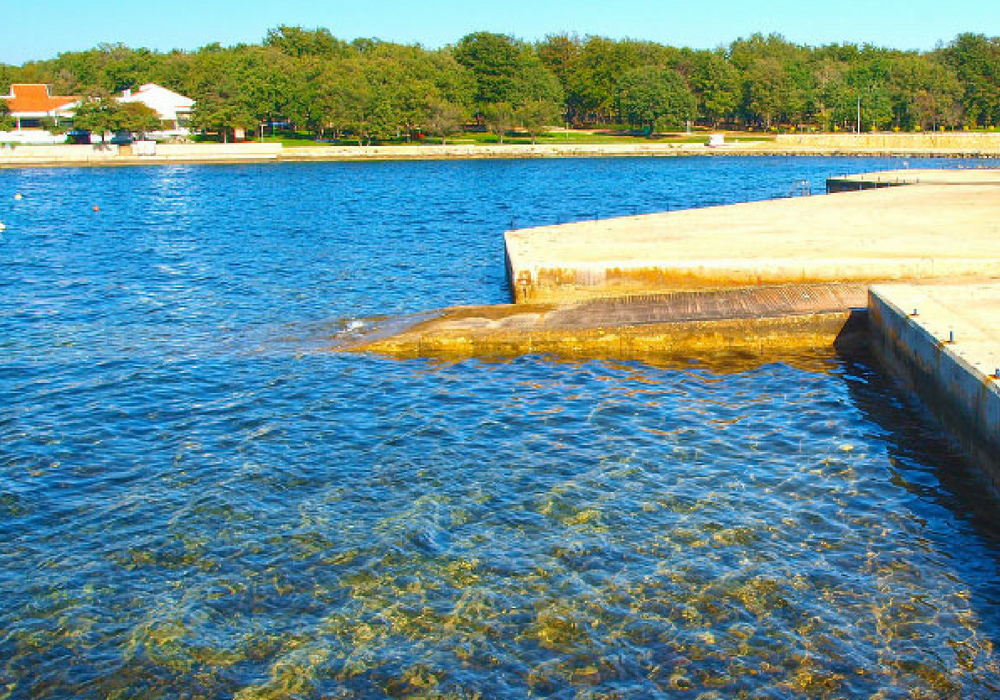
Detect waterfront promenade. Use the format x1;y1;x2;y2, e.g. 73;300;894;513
4;132;1000;167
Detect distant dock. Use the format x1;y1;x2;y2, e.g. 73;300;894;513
828;167;1000;192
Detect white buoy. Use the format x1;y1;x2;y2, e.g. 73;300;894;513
0;222;6;231
14;193;23;200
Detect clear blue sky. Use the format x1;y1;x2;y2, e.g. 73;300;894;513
4;0;999;65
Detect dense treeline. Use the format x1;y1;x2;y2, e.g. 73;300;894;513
2;27;999;140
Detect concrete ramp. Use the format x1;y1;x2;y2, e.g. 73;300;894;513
344;283;868;360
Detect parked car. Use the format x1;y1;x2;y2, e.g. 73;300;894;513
109;130;133;145
66;130;91;144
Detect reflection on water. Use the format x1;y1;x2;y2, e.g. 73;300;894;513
1;159;999;698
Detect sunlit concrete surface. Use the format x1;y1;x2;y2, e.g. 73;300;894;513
828;168;1000;191
505;182;1000;303
869;283;1000;488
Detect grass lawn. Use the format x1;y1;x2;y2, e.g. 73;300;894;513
251;128;775;148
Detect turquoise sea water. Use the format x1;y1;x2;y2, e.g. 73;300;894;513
1;157;999;698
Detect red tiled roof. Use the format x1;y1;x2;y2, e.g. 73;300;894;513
2;84;78;113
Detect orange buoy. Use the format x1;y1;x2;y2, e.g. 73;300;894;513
92;205;100;212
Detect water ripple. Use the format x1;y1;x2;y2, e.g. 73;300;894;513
2;159;1000;698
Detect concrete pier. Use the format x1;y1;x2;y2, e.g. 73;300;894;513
869;284;1000;489
350;167;1000;484
827;168;1000;192
505;180;1000;304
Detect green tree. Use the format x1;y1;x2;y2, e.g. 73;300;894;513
742;58;787;128
689;51;740;127
241;47;297;131
310;59;367;139
71;94;124;138
453;32;562;114
516;100;559;143
536;33;588;124
190;93;255;142
10;28;1000;141
0;64;15;95
732;34;816;128
729;33;803;72
855;84;894;131
38;116;70;134
184;46;256;131
424;101;465;144
886;53;963;130
943;33;1000;126
453;32;522;107
119;101;161;137
481;102;515;142
570;36;639;124
845;57;895;131
0;100;13;131
617;66;696;133
536;33;582;87
813;59;852;130
43;43;160;94
264;25;346;58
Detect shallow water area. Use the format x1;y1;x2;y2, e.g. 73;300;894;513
2;157;1000;698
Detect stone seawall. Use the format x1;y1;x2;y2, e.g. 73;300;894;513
776;132;1000;153
4;135;1000;168
0;142;282;167
281;142;715;160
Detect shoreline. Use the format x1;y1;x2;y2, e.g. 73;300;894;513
3;138;1000;168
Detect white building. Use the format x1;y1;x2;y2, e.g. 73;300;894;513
118;83;195;136
0;84;80;143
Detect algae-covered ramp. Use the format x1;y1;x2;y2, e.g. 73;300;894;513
347;283;869;360
505;178;1000;304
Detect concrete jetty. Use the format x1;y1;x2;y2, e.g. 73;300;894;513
505;180;1000;304
349;167;1000;486
868;284;1000;488
828;168;1000;192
